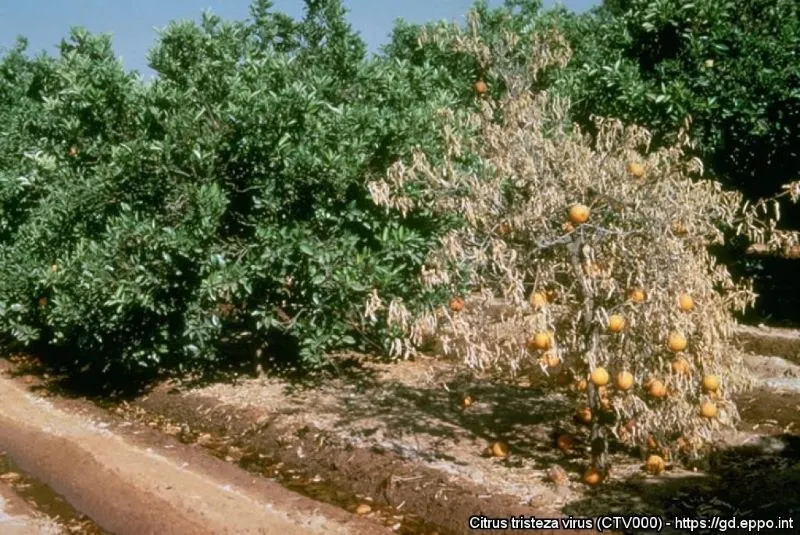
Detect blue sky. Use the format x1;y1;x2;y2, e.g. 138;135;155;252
0;0;598;79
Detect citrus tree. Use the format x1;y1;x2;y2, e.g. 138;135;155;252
549;0;800;219
366;9;799;480
0;0;480;378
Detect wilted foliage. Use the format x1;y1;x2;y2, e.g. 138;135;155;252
368;10;799;472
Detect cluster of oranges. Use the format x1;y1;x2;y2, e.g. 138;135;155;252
527;288;715;413
452;190;723;485
521;203;727;485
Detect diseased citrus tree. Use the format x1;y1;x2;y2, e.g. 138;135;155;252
366;9;800;481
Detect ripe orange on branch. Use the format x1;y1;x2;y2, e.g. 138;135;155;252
576;406;592;424
567;204;590;225
590;367;610;387
678;294;694;312
556;434;574;452
616;371;634;391
528;331;553;351
648;380;668;398
667;331;687;352
627;161;646;178
449;297;465;312
608;314;625;333
529;291;548;310
702;375;720;392
700;401;718;418
544;353;561;368
474;80;488;95
629;288;646;303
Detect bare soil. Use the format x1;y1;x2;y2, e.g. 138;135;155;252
1;331;799;535
0;362;392;535
127;353;799;535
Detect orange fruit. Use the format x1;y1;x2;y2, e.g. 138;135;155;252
629;288;646;303
671;357;691;375
474;80;488;95
616;371;634;391
627;162;645;178
702;375;720;392
582;467;603;486
545;353;561;368
645;454;665;475
575;378;588;392
678;294;694;312
529;291;548;310
608;314;625;333
461;394;474;409
497;222;511;235
449;297;465;312
490;441;509;458
700;401;718;419
667;331;687;352
556;434;574;452
528;331;553;351
590;367;610;387
576;407;592;424
567;204;590;225
648;380;668;398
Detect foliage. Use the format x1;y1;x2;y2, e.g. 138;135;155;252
549;0;800;204
383;0;800;214
368;9;797;473
0;0;482;376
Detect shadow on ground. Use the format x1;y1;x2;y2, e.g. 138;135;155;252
566;433;800;533
275;357;800;529
6;346;800;532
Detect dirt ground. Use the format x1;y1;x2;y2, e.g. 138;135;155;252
1;332;799;535
126;351;798;535
0;364;392;535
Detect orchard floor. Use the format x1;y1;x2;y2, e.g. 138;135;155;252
2;344;799;535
